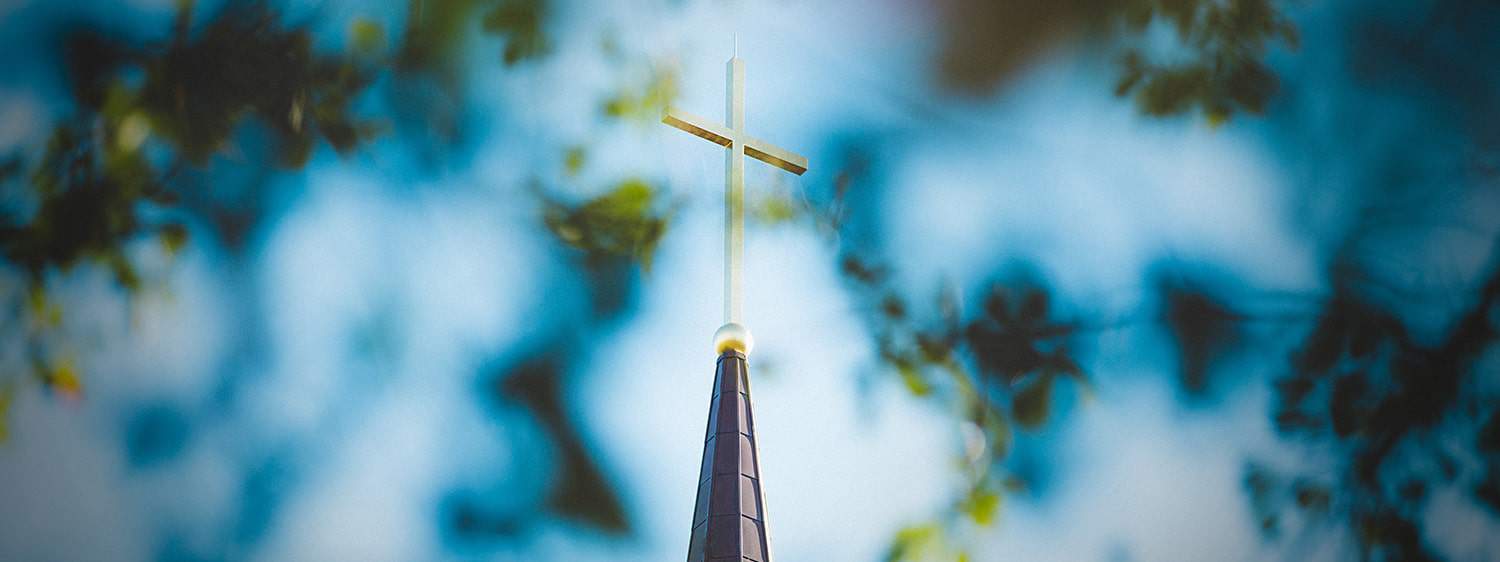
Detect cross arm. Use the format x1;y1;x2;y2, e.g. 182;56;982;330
663;108;733;147
744;136;808;176
662;107;809;176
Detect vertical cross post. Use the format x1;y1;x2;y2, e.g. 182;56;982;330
725;57;746;326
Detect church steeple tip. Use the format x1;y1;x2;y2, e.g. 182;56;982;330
662;51;807;562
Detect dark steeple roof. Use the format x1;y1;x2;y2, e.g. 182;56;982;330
686;350;772;562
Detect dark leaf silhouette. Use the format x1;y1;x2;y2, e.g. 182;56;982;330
933;0;1296;122
1;123;160;287
496;352;629;533
1258;248;1500;559
1158;275;1244;397
966;281;1076;387
136;2;379;166
483;0;550;65
1012;374;1055;430
1477;475;1500;515
63;29;131;110
1480;411;1500;453
443;492;526;541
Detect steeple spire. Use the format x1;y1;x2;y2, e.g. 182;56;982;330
662;51;808;562
685;350;770;561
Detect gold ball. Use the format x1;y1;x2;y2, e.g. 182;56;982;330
713;322;754;355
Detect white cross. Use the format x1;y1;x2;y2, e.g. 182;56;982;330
664;54;808;354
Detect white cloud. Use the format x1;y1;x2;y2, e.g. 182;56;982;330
249;167;548;560
884;60;1321;309
253;393;443;562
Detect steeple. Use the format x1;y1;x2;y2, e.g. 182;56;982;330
685;349;770;561
661;52;807;562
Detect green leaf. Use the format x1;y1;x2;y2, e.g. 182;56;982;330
350;18;387;56
40;356;83;400
892;354;931;397
885;522;942;562
115;112;151;152
563;145;586;176
108;251;140;291
963;487;1001;526
159;223;189;256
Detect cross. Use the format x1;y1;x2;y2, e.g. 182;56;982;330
663;53;808;355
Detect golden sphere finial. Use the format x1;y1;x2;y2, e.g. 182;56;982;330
713;322;753;355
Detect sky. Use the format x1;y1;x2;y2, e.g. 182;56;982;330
2;0;1499;561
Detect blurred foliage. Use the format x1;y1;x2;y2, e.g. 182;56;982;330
870;244;1500;560
1157;271;1247;397
1114;0;1296;122
846;257;1088;441
1;122;168;290
601;66;678;123
840;249;1091;556
934;0;1297;122
563;145;587;177
44;7;375;249
960;483;1002;527
494;350;629;533
483;0;550;65
133;2;381;167
542;179;671;273
1241;259;1500;560
1233;5;1500;556
884;481;1009;562
748;189;803;227
885;523;960;562
393;0;548;77
38;356;85;401
393;0;484;82
1;0;392;419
